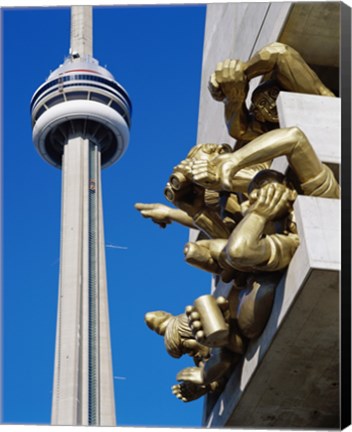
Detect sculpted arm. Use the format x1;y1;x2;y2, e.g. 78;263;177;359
190;127;325;193
224;183;299;271
208;43;334;140
135;203;195;229
209;60;262;141
227;127;322;183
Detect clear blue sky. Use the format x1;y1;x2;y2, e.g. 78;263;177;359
2;5;210;426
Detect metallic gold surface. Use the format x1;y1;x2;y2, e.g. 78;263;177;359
187;127;340;198
145;295;242;403
208;42;335;141
144;311;210;363
136;143;234;239
138;44;340;404
136;127;337;275
172;347;236;403
135;202;194;229
192;295;229;346
184;182;298;273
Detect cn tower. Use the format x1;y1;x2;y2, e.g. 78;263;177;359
30;6;131;426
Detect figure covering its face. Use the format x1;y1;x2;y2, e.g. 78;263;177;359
186;143;233;161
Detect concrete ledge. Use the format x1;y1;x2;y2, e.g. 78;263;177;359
294;196;340;271
272;92;341;175
204;196;340;428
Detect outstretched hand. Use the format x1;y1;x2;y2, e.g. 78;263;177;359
134;203;172;228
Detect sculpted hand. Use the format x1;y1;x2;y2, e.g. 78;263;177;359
134;203;172;228
173;159;193;179
182;339;210;365
190;155;239;192
208;72;226;101
249;183;297;221
212;59;249;102
189;159;221;190
185;296;229;345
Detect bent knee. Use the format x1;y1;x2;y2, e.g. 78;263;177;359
285;126;306;142
266;42;290;55
225;241;249;268
258;42;290;62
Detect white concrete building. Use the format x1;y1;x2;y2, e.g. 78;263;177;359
195;3;343;428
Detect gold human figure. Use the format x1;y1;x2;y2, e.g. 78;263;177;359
138;43;339;406
145;280;280;403
184;179;299;275
187;127;339;199
208;42;335;141
135;142;270;238
145;295;243;403
136;143;244;240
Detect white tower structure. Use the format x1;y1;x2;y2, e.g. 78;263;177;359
30;6;131;426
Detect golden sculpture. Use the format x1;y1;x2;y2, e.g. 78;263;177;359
208;42;335;141
184;180;299;276
145;276;281;402
176;127;339;275
145;295;240;403
136;142;270;241
137;43;340;404
136;143;241;240
137;126;338;276
185;127;339;199
145;310;211;363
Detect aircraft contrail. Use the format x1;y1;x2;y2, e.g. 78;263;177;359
106;244;128;250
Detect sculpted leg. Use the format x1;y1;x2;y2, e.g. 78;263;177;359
237;273;281;339
183;240;226;274
245;42;335;96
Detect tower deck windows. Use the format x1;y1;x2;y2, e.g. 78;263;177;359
32;88;131;128
31;73;132;112
31;60;131;169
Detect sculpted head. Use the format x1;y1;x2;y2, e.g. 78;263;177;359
248;169;288;194
145;311;210;362
251;80;280;124
145;311;172;335
186;143;232;162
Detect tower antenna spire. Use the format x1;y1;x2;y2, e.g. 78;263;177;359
70;6;93;57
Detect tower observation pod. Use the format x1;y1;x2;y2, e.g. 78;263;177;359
31;44;131;169
30;6;131;426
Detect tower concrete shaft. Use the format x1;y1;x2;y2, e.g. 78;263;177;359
31;4;130;424
51;137;116;426
50;6;117;426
